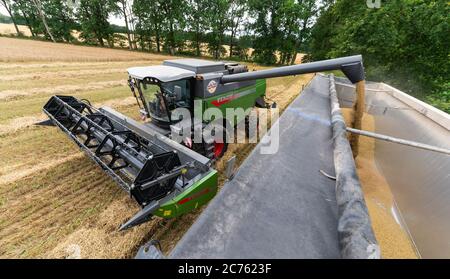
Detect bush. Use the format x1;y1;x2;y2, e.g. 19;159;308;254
426;83;450;114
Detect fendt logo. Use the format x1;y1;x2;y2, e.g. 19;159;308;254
207;80;218;94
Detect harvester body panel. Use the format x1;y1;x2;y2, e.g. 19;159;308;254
154;170;218;218
201;79;266;126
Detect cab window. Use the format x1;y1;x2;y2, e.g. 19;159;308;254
161;79;191;109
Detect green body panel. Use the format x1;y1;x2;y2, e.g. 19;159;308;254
154;170;218;218
200;79;266;126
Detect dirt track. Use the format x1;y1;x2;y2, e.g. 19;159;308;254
0;37;311;258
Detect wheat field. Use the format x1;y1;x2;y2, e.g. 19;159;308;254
0;37;311;258
0;23;33;37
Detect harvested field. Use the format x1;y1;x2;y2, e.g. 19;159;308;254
0;37;312;258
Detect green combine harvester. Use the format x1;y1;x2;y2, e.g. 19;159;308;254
126;59;271;159
41;56;365;230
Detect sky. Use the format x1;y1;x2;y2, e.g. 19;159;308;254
0;5;7;17
110;15;125;26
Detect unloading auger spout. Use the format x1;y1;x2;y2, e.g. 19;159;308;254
220;55;365;84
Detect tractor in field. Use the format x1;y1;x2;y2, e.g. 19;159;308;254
41;56;365;230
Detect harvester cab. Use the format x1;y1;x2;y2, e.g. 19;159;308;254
41;56;365;230
127;64;196;128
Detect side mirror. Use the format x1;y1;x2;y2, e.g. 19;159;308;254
174;86;182;101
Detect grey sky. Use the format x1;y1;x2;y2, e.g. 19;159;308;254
0;5;7;17
110;15;125;26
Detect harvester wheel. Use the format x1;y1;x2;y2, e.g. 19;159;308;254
202;124;228;160
213;141;227;158
203;137;228;160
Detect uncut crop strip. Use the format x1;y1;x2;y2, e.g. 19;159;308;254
0;61;158;78
0;86;130;123
0;69;132;95
0;96;138;137
0;37;173;63
0;60;156;71
0;68;130;82
0;80;127;101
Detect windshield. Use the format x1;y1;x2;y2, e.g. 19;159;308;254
138;79;191;124
140;82;170;122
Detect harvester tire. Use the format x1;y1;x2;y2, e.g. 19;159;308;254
201;124;229;160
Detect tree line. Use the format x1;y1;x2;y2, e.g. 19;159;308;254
307;0;449;111
0;0;330;65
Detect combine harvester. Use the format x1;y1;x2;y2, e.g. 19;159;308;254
41;56;449;258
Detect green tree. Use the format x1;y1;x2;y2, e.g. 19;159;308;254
248;0;325;65
42;0;76;42
186;0;208;56
77;0;116;47
11;0;39;37
288;0;324;64
11;0;76;42
159;0;186;55
133;0;164;52
247;0;284;64
31;0;55;42
228;0;247;58
233;34;253;60
309;0;450;98
114;0;136;50
133;0;185;54
205;0;230;59
278;0;300;64
306;0;337;61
